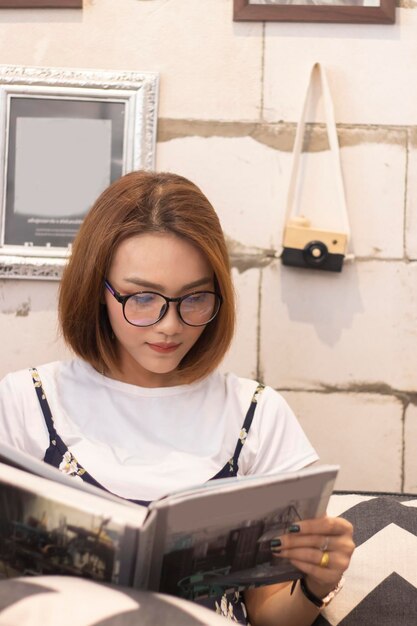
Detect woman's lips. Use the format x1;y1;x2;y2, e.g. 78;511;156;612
147;343;181;353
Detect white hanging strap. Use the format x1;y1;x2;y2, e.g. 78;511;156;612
285;63;353;255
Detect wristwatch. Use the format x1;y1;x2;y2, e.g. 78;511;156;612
299;576;345;608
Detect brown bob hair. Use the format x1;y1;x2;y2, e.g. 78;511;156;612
59;170;235;383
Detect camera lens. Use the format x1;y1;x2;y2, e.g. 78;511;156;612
303;241;328;266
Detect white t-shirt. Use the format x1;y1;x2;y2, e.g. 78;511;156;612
0;360;318;501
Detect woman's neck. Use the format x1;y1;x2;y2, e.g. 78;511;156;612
104;360;181;388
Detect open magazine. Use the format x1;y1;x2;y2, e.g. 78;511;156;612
0;442;338;600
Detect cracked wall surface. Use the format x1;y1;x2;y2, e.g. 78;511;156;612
0;0;416;492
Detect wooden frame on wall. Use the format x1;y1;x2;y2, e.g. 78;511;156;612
0;0;82;8
233;0;395;24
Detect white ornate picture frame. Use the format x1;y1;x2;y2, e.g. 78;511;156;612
0;65;159;279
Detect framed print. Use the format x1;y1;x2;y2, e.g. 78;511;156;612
0;1;82;8
0;65;159;279
233;0;395;24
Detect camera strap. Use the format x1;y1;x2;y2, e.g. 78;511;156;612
284;62;353;259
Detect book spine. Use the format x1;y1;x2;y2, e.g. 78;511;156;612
117;526;139;587
146;506;168;592
132;508;158;590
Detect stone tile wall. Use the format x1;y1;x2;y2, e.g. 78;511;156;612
0;0;415;492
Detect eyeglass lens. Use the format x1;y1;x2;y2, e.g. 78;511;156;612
124;292;219;327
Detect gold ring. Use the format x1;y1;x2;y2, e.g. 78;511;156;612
320;537;329;552
319;551;330;568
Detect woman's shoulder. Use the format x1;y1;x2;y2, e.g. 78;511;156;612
0;360;88;400
0;361;72;454
0;364;39;392
220;374;319;475
220;370;290;413
1;360;70;385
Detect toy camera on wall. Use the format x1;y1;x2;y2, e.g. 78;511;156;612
282;216;348;273
281;63;352;275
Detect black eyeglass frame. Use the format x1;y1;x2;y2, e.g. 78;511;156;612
104;279;223;328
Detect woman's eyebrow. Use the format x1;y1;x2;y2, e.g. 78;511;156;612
123;276;213;292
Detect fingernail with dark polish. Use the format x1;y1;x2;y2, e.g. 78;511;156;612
270;538;282;548
288;524;300;533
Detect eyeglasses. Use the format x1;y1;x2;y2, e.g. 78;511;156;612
104;280;222;327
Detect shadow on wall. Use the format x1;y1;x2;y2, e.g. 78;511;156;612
278;260;364;346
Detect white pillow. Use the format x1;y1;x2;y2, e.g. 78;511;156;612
0;576;228;626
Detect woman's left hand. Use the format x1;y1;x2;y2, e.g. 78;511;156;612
271;516;355;597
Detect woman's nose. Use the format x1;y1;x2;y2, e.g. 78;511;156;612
156;302;183;333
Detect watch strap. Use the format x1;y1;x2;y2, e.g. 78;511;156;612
298;576;345;609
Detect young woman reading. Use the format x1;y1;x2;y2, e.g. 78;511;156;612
0;170;354;625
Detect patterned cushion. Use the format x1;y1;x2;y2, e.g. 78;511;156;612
0;576;227;626
314;492;417;626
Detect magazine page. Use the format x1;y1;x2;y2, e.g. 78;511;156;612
164;464;338;502
0;463;148;586
147;465;338;599
0;441;138;507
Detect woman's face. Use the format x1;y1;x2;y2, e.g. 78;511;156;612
105;232;214;387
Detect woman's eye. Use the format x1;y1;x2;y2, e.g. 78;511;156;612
130;293;157;305
185;293;208;305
